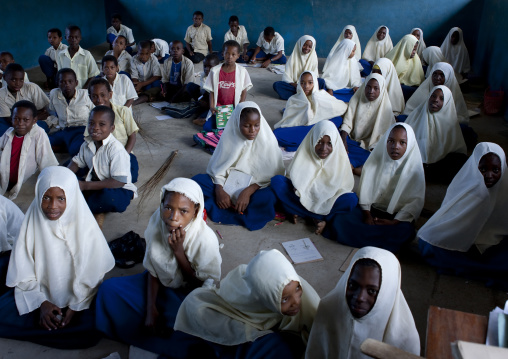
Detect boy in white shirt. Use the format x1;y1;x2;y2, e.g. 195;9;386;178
131;41;162;105
249;27;287;68
0;52;30;89
104;35;132;75
102;55;137;108
184;11;213;63
161;41;195;103
38;28;67;89
56;26;100;89
150;39;169;64
224;16;250;62
107;13;136;54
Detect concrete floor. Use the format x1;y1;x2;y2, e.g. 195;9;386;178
1;43;507;358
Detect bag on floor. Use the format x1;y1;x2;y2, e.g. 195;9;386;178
108;231;146;268
163;102;201;118
193;130;223;154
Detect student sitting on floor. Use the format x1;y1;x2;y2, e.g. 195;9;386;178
187;54;219;124
325;25;363;73
96;177;222;356
273;35;326;100
161;41;195;103
322;39;362;103
85;78;139;182
372;58;405;116
403;62;470;124
421;46;448;78
0;52;29;88
192;102;284;231
405;85;467;183
360;26;393;76
68;106;137;222
419;142;508;289
104;35;133;75
440;27;470;82
306;246;420;358
184;11;213;64
38;28;67;89
0;64;49;136
0;196;23;295
106;13;136;53
173;249;320;359
385;34;424;89
56;25;100;89
0;166;114;349
131;41;163;105
411;28;426;59
47;68;94;156
150;38;170;64
326;124;425;253
101;55;138;108
272;121;358;235
249;26;287;67
0;101;58;199
223;15;250;62
201;40;252;132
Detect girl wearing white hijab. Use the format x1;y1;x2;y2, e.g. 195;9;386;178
96;177;222;356
372;58;405;115
322;39;362;103
172;249;320;358
422;46;448;77
193;101;285;231
404;62;470;125
411;28;427;59
326;124;425;253
273;36;326;100
440;27;471;81
305;246;420;358
325;25;363;72
0;166;114;349
419;143;508;288
271;121;358;235
0;196;24;295
360;26;393;75
385;34;425;88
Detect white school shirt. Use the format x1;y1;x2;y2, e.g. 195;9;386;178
256;31;285;55
0;71;29;89
151;38;169;58
224;25;249;46
0;124;58;200
107;24;135;45
0;196;24;253
44;42;68;63
161;56;195;84
105;49;132;73
47;88;94;128
184;23;213;55
0;82;49;118
56;47;100;89
130;54;162;82
72;133;137;196
104;73;138;107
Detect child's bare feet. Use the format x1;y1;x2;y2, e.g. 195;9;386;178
352;165;363;176
291;214;298;224
313;219;326;235
192;118;207;126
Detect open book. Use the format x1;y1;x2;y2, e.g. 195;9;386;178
223;170;252;204
281;238;323;264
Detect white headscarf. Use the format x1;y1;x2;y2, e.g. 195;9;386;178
282;35;319;84
385;34;425;86
288;121;354;215
174;249;320;345
305;246;420;359
373;58;405;116
405;85;467;164
143;178;222;289
422;46;447;77
440;27;471;75
6;167;114;315
362;26;393;62
410;28;427;59
275;71;348;129
0;196;24;253
332;25;362;62
207;101;285;188
341;73;395;150
404;62;470;124
419;142;508;253
322;39;362;91
358;123;425;222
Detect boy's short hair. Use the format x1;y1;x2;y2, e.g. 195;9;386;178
12;100;37;118
229;15;239;23
139;40;152;50
264;27;275;37
90;105;115;126
223;40;241;54
56;68;77;82
193;11;204;17
170;40;183;47
204;53;219;65
111;13;122;21
4;63;24;78
116;35;127;43
0;52;14;61
102;55;119;67
88;78;112;93
66;25;81;34
47;28;62;37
